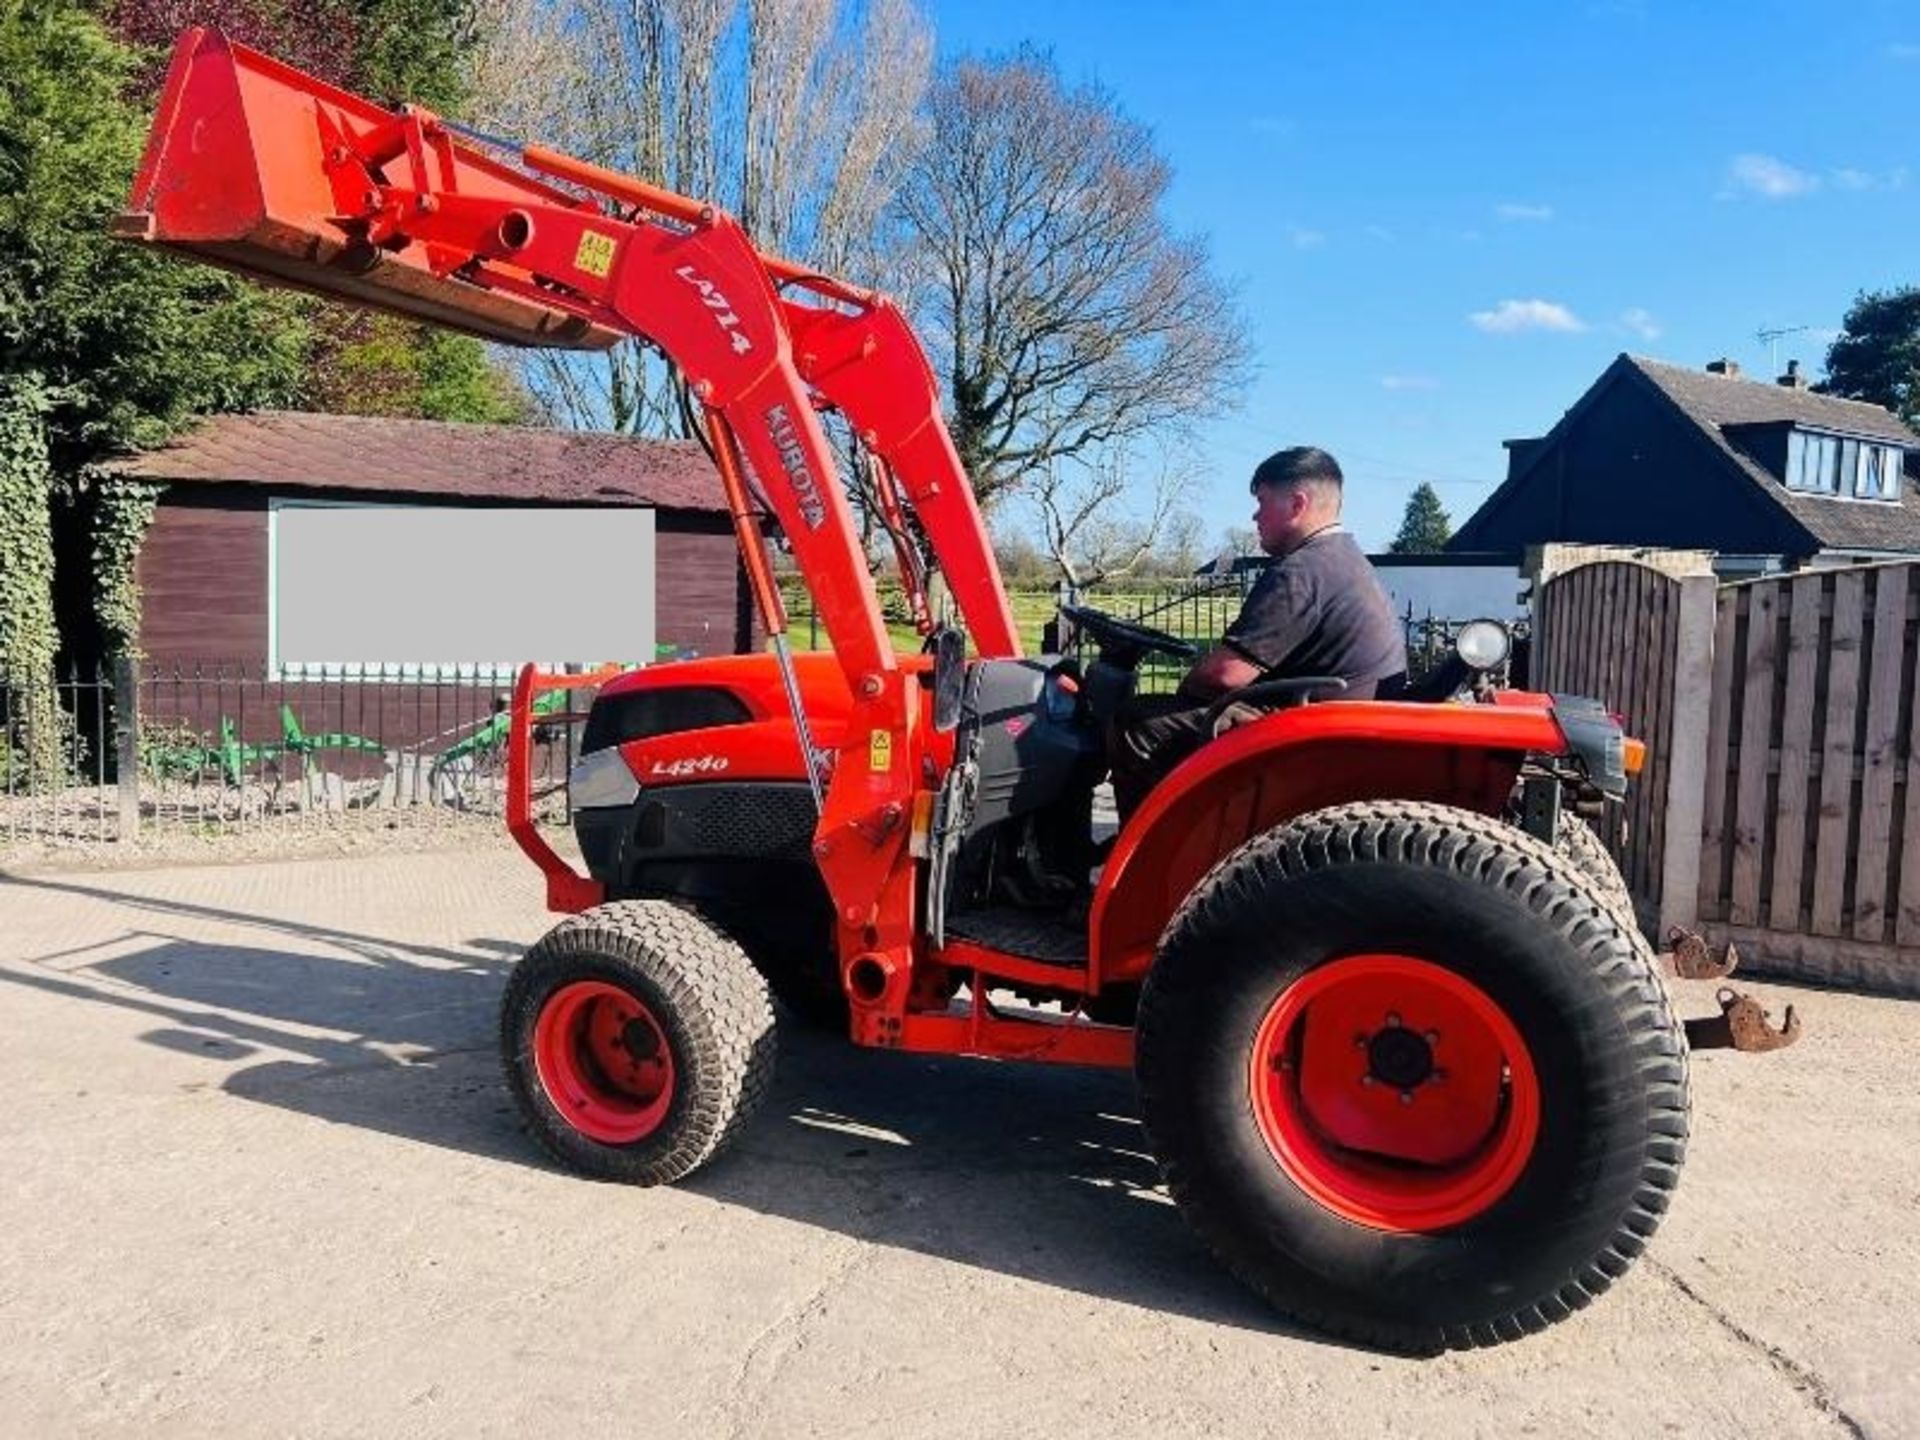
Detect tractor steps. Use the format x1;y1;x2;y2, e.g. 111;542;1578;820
945;906;1087;969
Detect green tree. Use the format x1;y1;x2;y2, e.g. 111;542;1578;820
1821;286;1920;426
0;0;306;779
307;312;535;424
105;0;474;111
1388;482;1452;554
0;380;61;787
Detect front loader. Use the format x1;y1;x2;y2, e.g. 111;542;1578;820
120;29;1797;1352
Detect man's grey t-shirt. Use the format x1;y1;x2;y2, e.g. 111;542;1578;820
1221;528;1408;699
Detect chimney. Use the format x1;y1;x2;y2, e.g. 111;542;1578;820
1705;357;1742;378
1778;359;1809;389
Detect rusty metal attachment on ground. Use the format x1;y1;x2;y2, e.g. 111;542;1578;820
1683;987;1801;1053
1659;926;1739;981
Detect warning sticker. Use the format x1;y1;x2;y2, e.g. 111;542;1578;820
573;231;616;279
869;729;893;772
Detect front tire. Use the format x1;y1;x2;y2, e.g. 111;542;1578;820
501;900;776;1185
1137;800;1688;1352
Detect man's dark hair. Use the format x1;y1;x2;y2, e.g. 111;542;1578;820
1250;446;1344;494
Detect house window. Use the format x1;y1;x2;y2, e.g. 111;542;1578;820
1785;431;1906;500
1856;443;1906;500
1786;431;1840;493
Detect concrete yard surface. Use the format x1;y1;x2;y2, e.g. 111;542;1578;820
1;849;1915;1438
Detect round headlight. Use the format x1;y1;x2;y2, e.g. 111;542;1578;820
1455;619;1512;670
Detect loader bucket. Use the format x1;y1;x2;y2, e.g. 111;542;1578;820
118;28;620;351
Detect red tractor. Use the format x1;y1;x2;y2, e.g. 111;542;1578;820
122;30;1795;1351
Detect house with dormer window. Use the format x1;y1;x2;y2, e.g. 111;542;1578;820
1449;354;1920;573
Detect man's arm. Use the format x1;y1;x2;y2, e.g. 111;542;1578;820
1177;645;1263;702
1178;562;1316;702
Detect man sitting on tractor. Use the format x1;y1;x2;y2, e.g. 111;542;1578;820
1108;445;1408;820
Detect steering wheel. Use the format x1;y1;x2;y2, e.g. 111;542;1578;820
1060;604;1199;663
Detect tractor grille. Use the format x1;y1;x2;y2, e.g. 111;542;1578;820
635;783;815;861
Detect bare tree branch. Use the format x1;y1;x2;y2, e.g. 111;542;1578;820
1028;442;1196;588
466;0;931;435
893;49;1252;509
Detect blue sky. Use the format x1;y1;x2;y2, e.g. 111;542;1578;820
926;0;1920;552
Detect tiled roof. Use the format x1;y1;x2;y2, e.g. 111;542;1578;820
106;410;727;513
1632;357;1919;444
1628;357;1920;552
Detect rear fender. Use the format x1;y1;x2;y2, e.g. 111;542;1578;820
1089;701;1567;989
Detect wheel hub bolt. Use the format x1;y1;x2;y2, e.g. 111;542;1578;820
620;1018;661;1062
1365;1025;1436;1090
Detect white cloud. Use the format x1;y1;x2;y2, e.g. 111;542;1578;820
1831;165;1909;191
1469;299;1586;335
1725;152;1820;199
1364;224;1395;242
1619;307;1663;340
1381;374;1441;392
1286;225;1326;250
1887;41;1920;60
1496;202;1555;222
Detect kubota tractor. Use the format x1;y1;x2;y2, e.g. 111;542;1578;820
121;29;1797;1351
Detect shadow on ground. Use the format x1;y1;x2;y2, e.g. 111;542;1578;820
0;872;1289;1339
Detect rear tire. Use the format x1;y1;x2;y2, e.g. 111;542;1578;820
501;900;776;1185
1137;800;1688;1352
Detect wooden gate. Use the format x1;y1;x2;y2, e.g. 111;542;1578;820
1531;550;1718;936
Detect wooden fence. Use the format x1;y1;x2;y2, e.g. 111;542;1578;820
1697;565;1920;993
1534;547;1920;996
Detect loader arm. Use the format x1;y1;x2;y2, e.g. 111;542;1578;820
118;26;998;951
119;27;1019;659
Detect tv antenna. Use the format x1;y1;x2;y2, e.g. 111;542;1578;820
1756;324;1811;372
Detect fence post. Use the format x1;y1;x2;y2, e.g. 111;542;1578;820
1657;573;1717;936
114;654;140;842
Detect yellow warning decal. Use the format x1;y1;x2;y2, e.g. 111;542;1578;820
574;231;616;279
869;729;893;772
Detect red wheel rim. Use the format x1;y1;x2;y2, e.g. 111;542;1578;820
1248;954;1541;1231
533;980;676;1145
